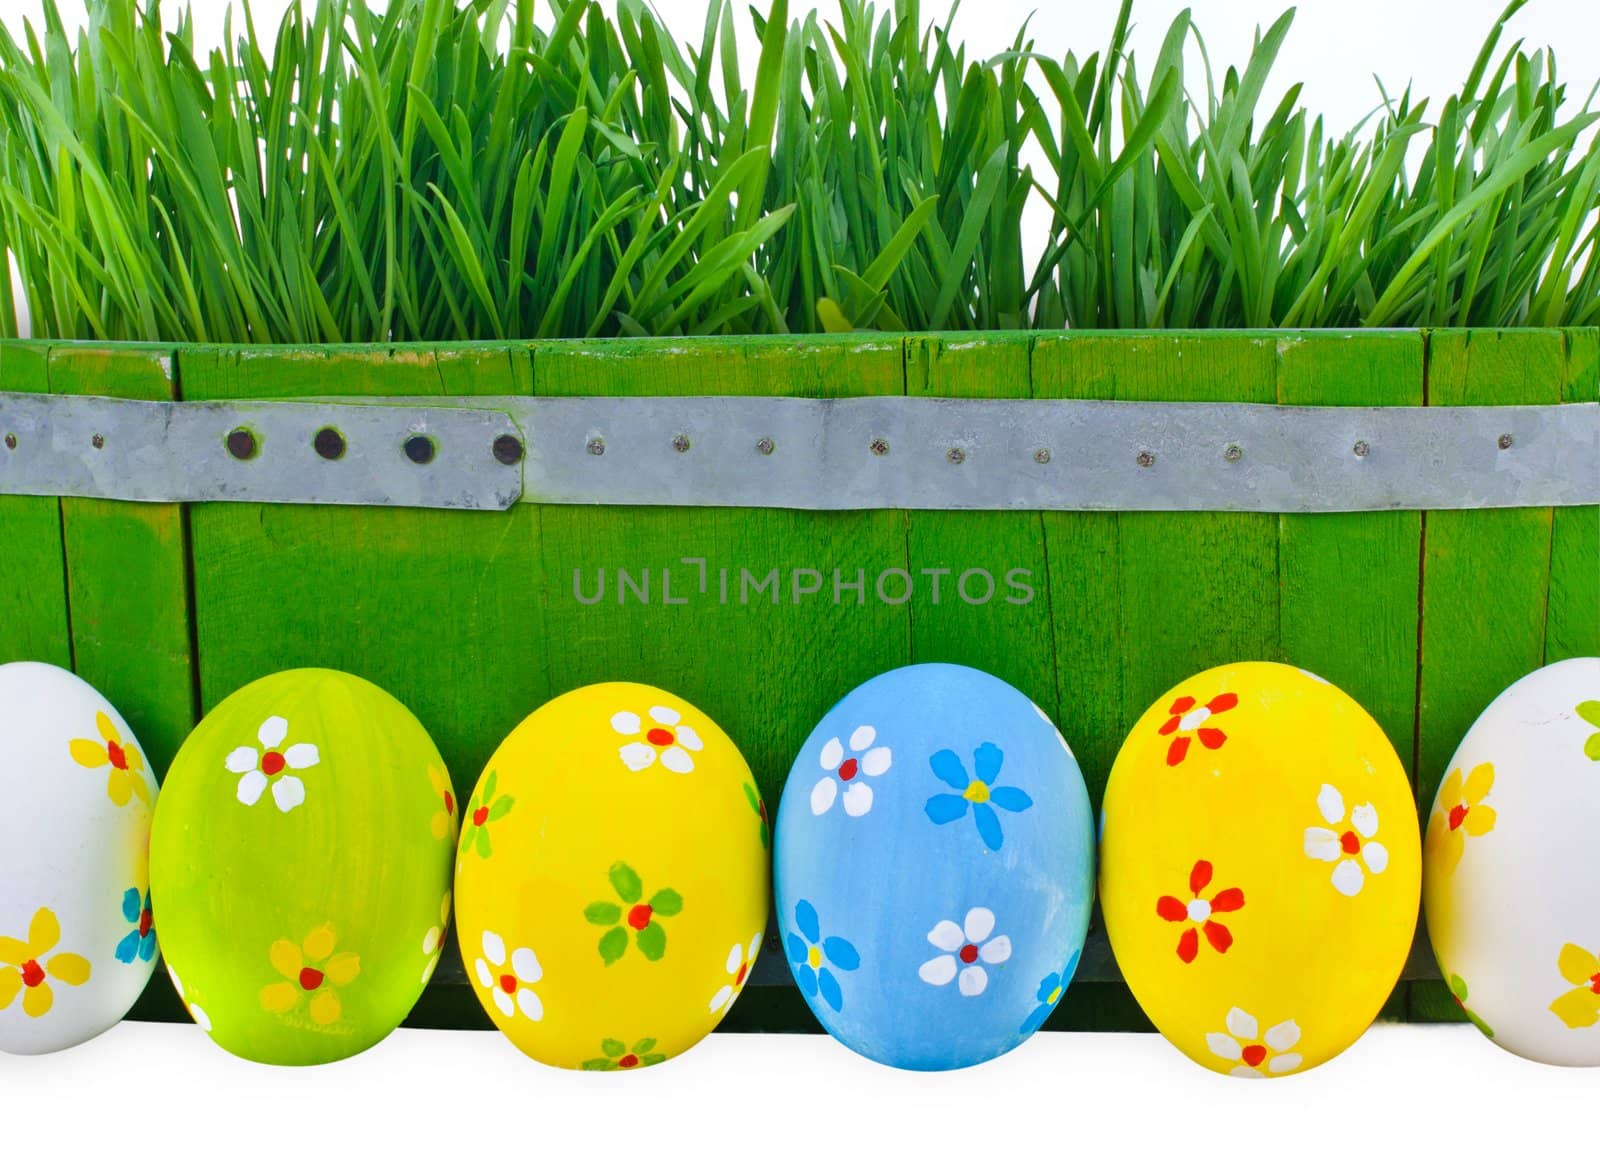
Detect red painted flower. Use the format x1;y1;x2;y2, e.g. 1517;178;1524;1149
1158;692;1239;767
1156;860;1245;963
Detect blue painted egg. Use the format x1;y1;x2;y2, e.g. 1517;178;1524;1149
773;663;1094;1070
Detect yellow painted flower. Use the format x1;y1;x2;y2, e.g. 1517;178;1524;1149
1425;762;1496;874
427;765;458;843
1550;944;1600;1029
0;907;92;1018
68;711;152;808
260;924;361;1026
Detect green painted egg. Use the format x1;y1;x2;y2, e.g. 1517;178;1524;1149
149;669;456;1065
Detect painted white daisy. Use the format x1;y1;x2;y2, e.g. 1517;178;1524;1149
612;706;704;774
474;930;543;1021
1304;783;1388;896
1206;1007;1303;1078
812;725;892;817
226;715;319;812
918;907;1011;997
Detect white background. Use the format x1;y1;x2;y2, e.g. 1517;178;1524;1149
3;1;1598;1159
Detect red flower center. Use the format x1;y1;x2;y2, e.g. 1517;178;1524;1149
1448;803;1468;831
1590;973;1600;996
472;806;489;826
735;962;749;986
298;967;324;991
20;959;44;988
647;728;675;747
838;758;859;781
499;973;518;995
1241;1044;1267;1067
139;908;154;937
262;751;286;777
1340;830;1361;855
618;1054;640;1069
106;740;128;771
444;791;455;815
959;943;979;964
628;904;654;930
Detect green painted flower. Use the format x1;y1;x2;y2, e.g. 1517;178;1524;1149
744;781;769;849
1448;973;1494;1039
1578;701;1600;761
459;770;514;862
584;862;682;965
581;1036;666;1071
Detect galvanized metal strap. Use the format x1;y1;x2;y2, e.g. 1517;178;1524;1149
1;392;1595;512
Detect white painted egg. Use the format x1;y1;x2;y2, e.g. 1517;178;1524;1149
0;662;160;1053
1423;657;1600;1065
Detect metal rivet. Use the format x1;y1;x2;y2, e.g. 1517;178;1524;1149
1034;448;1051;464
91;433;105;450
314;427;346;461
403;434;436;465
225;427;257;460
1498;433;1514;450
756;436;775;456
1135;450;1155;468
672;434;691;454
1223;443;1243;462
492;434;524;465
587;437;606;456
3;433;15;451
870;438;889;456
1353;440;1371;458
947;447;966;465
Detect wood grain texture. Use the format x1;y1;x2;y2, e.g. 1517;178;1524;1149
0;341;70;667
1544;328;1598;664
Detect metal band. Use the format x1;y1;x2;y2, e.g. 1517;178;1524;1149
2;392;1595;512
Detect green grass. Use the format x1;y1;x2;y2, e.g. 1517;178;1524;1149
0;0;1595;342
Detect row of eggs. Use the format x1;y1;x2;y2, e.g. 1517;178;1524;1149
1;655;1597;1074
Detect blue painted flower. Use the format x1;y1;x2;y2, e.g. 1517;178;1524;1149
115;887;156;964
925;742;1033;850
786;900;860;1013
1021;948;1081;1034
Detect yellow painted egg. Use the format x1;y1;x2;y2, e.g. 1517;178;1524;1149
1101;662;1420;1078
453;682;768;1070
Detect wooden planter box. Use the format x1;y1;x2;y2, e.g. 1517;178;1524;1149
2;328;1595;1033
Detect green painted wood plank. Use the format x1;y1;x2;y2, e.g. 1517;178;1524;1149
1545;328;1598;664
0;341;69;667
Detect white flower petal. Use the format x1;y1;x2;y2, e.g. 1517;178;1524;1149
660;746;695;774
225;746;259;774
512;947;542;983
1230;1065;1264;1079
979;935;1011;964
709;985;733;1013
1304;827;1340;862
236;770;267;806
648;705;681;726
517;988;543;1021
610;711;641;735
928;920;965;952
675;726;704;752
272;775;305;812
481;931;507;967
919;955;957;986
423;926;442;955
282;743;319;770
1268;1053;1302;1074
422;954;439;984
726;944;744;974
618;742;656;772
861;747;892;777
842;781;873;816
258;715;289;749
810;777;838;815
1206;1033;1243;1060
1351;802;1379;839
849;724;876;750
1226;1007;1259;1040
819;737;844;771
958;965;988;997
1264;1019;1301;1052
494;990;515;1018
1332;859;1364;897
963;907;996;943
1363;842;1389;875
475;958;494;989
1317;783;1345;826
189;1004;211;1033
749;932;763;957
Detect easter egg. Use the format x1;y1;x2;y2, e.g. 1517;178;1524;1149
0;662;160;1054
1101;662;1420;1078
453;682;768;1070
149;669;454;1065
1423;657;1600;1065
773;663;1094;1071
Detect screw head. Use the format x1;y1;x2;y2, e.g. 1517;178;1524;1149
947;447;966;465
756;437;775;456
314;427;346;461
870;438;889;456
1034;447;1051;465
225;427;257;460
403;434;437;465
3;433;15;451
1353;440;1371;458
1135;450;1155;468
1498;433;1514;450
1223;443;1243;462
492;434;524;465
91;433;105;450
672;434;691;454
587;437;606;457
